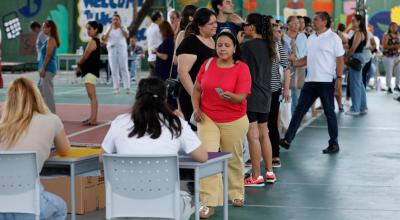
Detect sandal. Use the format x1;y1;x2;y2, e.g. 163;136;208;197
232;199;244;207
81;119;90;124
199;205;214;219
83;121;98;126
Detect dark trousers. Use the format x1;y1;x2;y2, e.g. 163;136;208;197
362;59;372;88
269;89;282;158
178;85;196;131
148;61;156;77
284;82;338;146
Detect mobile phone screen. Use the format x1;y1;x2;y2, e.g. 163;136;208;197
215;88;223;94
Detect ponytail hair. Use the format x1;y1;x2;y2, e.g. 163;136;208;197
87;21;104;34
129;77;182;139
246;13;276;61
185;8;216;37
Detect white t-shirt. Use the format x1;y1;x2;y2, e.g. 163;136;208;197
106;26;128;48
362;31;374;62
306;29;345;82
145;23;162;62
102;114;201;155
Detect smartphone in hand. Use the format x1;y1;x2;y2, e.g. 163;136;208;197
215;88;224;95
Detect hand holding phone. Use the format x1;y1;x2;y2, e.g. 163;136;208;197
215;87;224;95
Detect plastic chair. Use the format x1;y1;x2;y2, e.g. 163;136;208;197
0;151;40;220
103;154;180;220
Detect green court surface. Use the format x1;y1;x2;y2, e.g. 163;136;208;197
2;73;400;220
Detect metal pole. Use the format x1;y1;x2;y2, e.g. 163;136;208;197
276;0;280;19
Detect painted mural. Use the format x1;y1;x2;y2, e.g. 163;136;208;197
77;0;136;42
0;0;400;63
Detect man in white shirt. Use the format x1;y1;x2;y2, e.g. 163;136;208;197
280;11;345;154
145;11;163;76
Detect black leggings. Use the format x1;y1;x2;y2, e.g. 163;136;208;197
178;85;196;131
269;89;281;158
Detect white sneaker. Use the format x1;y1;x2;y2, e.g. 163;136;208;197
345;110;360;116
360;109;368;114
113;89;120;95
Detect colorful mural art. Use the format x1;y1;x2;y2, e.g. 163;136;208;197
283;0;307;22
77;0;136;42
0;0;400;63
48;4;68;53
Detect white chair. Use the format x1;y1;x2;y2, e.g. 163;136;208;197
103;154;180;220
0;151;40;220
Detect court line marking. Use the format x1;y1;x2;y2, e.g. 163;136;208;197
56;103;132;107
238;204;400;212
67;121;111;138
274;182;399;188
55;88;85;95
307;125;400;132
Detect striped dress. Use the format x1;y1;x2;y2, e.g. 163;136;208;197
271;41;289;92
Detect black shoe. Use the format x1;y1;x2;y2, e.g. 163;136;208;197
388;88;393;94
395;96;400;102
322;145;340;154
279;139;291;150
394;86;400;92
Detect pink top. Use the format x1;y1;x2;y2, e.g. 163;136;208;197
196;58;251;123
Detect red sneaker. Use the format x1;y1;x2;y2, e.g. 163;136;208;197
244;175;265;187
265;172;277;183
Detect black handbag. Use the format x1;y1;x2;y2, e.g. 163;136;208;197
348;57;362;71
166;77;180;98
165;49;180;98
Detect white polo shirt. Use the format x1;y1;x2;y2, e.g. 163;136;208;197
145;23;163;62
305;29;345;82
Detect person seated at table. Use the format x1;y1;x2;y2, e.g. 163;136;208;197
101;77;208;219
0;77;71;220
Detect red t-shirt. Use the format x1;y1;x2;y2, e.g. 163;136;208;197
196;58;252;123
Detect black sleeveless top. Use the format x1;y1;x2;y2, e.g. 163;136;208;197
81;38;101;78
349;32;366;53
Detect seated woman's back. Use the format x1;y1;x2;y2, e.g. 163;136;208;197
0;77;70;171
0;112;65;170
103;113;201;155
102;77;207;162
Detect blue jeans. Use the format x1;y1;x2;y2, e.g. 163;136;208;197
0;185;67;220
285;82;338;146
291;88;301;115
349;53;367;112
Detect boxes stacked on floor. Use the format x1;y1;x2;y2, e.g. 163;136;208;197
41;171;105;214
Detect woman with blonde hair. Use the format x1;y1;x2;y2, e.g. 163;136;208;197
0;77;70;220
38;20;60;113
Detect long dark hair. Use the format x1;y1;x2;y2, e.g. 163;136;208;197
44;20;60;48
388;22;399;35
180;5;197;31
354;14;367;40
246;13;276;61
185;8;216;37
216;31;242;62
129;77;182;139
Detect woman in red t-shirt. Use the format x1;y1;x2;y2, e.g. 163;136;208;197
192;31;251;216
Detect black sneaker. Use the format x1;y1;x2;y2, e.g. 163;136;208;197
322;145;340;154
279;139;290;150
388;88;393;94
394;86;400;92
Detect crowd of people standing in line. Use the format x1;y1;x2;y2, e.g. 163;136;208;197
3;1;398;219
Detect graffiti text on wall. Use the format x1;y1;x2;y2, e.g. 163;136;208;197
77;0;133;42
